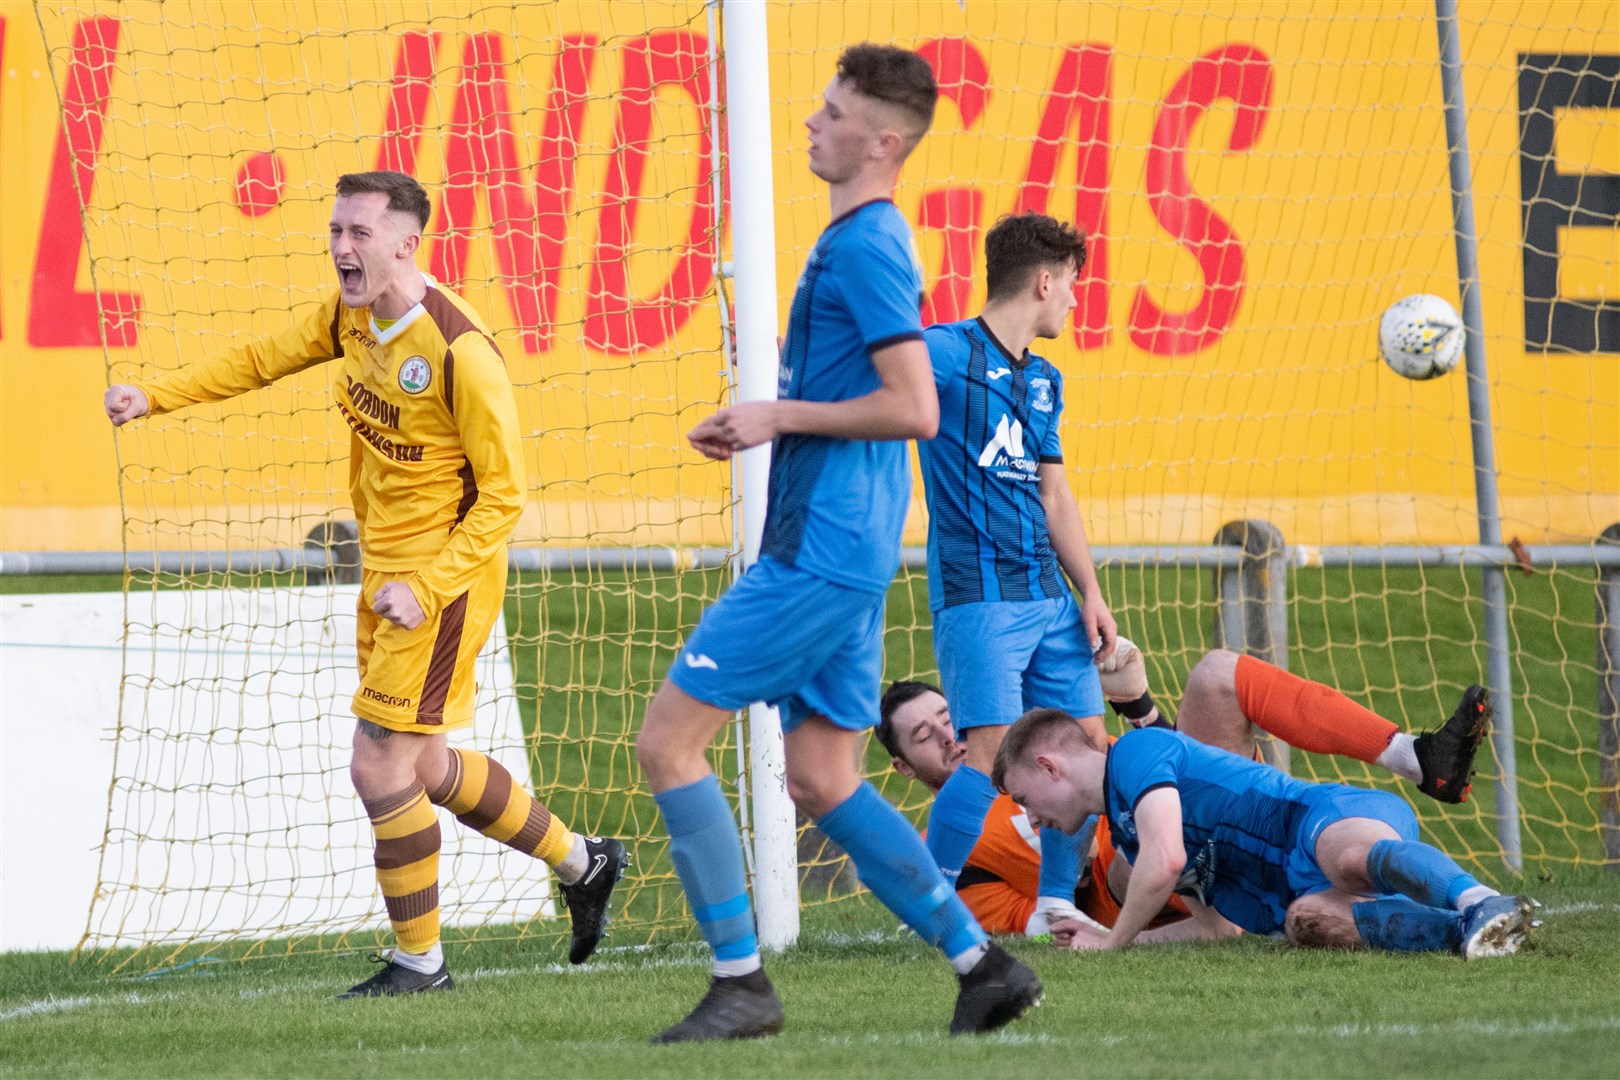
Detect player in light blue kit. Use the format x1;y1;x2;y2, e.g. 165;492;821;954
917;213;1117;931
635;44;1041;1044
994;710;1541;958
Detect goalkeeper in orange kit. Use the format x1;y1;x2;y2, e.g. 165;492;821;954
877;640;1487;942
103;170;626;996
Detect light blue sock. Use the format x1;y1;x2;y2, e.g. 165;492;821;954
1353;896;1462;952
1366;838;1482;910
654;774;758;965
1037;822;1084;902
819;782;988;959
926;764;997;883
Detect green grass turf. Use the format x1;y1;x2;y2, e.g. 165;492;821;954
1;880;1617;1078
3;564;1617;1074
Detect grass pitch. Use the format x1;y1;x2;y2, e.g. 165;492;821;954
4;564;1617;1075
1;880;1617;1078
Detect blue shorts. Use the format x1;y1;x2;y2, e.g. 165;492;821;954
668;555;886;733
1285;787;1422;900
932;592;1103;733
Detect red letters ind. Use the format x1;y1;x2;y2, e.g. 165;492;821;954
1130;43;1272;355
30;15;141;348
583;31;717;355
917;37;990;326
1014;44;1112;350
430;32;598;355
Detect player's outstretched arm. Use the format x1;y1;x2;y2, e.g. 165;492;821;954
1038;462;1117;663
686;339;938;459
1100;788;1185;949
104;384;151;426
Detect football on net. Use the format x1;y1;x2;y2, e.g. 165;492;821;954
1378;293;1465;380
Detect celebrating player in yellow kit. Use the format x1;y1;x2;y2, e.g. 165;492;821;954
102;170;626;997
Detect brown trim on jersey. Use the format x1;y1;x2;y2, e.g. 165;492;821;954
454;460;478;525
416;591;468;724
421;286;503;360
443;348;456;415
374;823;441;870
459;760;514;833
329;304;344;358
383;884;440;923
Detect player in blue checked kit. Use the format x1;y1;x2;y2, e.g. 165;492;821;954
635;44;1041;1045
917;213;1117;934
994;711;1541;960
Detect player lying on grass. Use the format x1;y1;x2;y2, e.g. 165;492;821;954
877;641;1491;941
104;171;626;997
992;703;1540;958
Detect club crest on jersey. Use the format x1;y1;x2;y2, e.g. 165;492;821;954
398;356;431;394
1030;377;1054;413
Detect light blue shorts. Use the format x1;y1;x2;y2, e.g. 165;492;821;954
932;591;1103;733
1287;787;1422;899
668;555;886;733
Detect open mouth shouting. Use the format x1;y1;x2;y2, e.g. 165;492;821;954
336;261;365;297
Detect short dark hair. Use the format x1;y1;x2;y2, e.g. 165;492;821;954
991;707;1094;790
876;679;941;760
836;43;938;144
984;213;1088;302
336;170;431;231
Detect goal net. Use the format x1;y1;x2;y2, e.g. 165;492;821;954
27;0;1615;965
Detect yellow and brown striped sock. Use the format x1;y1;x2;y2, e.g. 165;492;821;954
427;748;574;867
364;783;442;955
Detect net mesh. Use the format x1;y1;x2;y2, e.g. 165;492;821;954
28;0;1616;964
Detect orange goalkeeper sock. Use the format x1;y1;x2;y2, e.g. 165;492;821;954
1234;655;1399;764
427;748;575;867
364;783;441;955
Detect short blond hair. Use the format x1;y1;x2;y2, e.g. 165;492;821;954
991;707;1098;790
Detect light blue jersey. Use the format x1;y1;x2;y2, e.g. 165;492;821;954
919;318;1066;612
760;199;925;594
1105;727;1418;936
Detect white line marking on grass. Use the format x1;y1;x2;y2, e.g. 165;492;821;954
0;991;171;1023
0;996;94;1022
1541;902;1620;916
1285;1016;1620;1039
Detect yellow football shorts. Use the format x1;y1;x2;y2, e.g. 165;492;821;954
351;558;508;733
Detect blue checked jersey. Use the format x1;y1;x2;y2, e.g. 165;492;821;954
919;318;1067;611
759;200;926;593
1105;727;1322;935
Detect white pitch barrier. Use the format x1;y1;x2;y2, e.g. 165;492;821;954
0;587;550;953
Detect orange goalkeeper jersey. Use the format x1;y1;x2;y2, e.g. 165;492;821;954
956;793;1187;935
135;275;524;621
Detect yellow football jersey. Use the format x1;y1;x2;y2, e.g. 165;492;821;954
135;273;525;621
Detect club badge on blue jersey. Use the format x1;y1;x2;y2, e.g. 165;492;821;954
1030;377;1054;413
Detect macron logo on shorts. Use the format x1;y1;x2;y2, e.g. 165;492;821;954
683;652;719;671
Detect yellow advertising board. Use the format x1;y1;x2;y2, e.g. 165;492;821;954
0;0;1614;552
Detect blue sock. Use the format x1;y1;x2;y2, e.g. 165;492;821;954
819;782;988;959
654;774;758;965
1038;822;1084;902
1352;896;1462;952
926;765;997;883
1366;839;1482;910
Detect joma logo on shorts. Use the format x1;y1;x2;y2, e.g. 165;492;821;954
361;687;412;708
